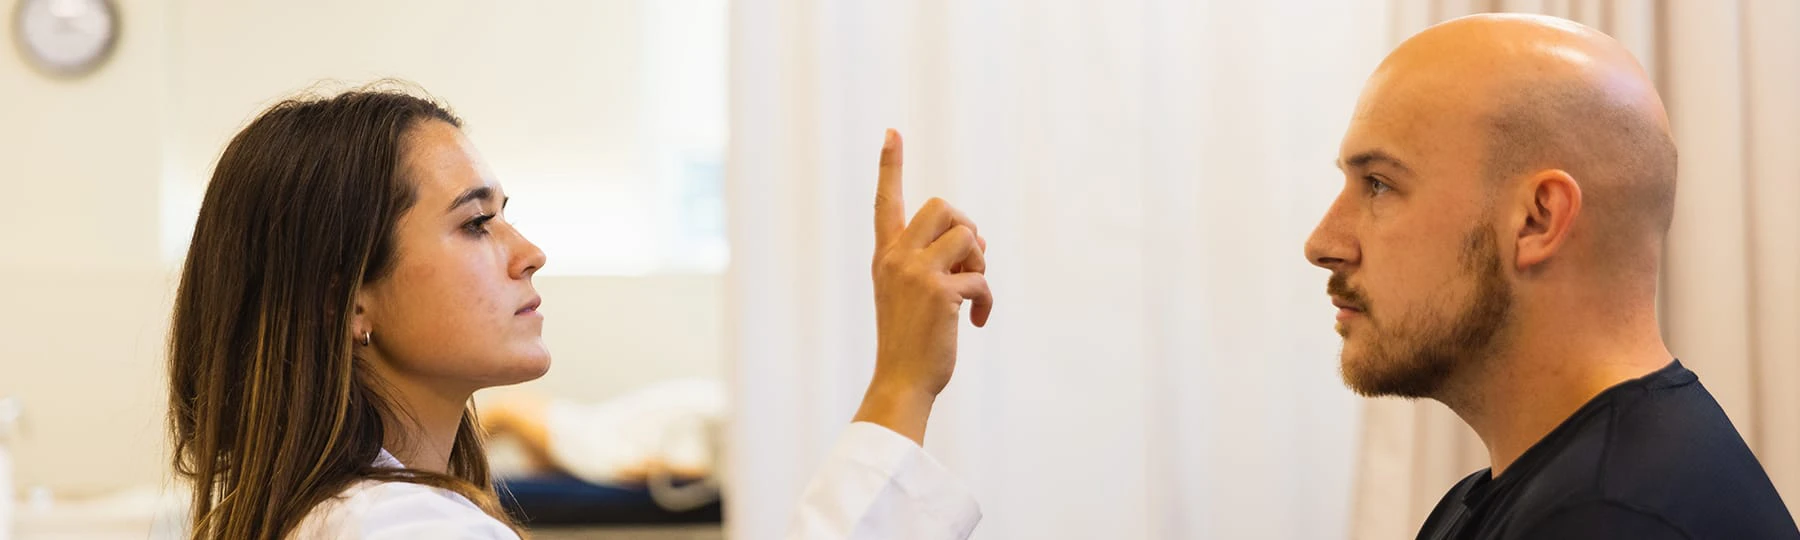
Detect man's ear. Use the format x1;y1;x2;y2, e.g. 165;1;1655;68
1514;169;1582;272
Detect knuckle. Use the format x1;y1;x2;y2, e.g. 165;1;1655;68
874;252;903;274
903;260;935;282
950;213;976;232
936;286;963;305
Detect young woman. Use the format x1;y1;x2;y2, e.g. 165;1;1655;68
167;86;992;539
168;88;545;538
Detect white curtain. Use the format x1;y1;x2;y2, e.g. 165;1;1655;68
1352;1;1800;538
725;1;1395;539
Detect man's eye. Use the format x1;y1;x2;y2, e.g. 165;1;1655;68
1366;176;1393;195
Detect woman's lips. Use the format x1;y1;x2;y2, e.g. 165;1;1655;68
516;296;542;316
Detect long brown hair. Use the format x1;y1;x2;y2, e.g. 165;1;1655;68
167;85;521;539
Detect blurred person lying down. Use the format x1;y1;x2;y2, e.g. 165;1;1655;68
479;379;726;487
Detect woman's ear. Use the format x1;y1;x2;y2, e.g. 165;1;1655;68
351;285;377;346
1514;169;1582;272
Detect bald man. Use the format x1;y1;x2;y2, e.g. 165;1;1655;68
1310;13;1796;539
783;12;1797;540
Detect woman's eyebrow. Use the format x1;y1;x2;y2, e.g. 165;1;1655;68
446;186;494;212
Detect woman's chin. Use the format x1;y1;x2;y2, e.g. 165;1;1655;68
490;347;552;386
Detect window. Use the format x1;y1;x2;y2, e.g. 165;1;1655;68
158;0;729;276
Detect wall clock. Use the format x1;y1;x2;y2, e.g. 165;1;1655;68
13;0;118;78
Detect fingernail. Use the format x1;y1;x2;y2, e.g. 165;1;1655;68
883;129;896;149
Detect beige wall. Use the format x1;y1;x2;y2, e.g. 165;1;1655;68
1;0;176;500
1;0;723;497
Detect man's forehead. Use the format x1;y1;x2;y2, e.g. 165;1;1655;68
1338;112;1419;167
1341;80;1491;168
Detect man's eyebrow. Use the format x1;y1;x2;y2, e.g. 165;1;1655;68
1336;150;1414;175
446;186;495;212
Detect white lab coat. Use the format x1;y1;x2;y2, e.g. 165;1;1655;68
786;422;983;540
289;450;520;539
289;422;980;540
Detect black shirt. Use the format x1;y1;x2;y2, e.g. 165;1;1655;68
1416;360;1799;540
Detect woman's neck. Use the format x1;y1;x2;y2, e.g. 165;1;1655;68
375;368;473;474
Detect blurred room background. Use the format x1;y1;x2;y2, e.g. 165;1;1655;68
3;0;1795;539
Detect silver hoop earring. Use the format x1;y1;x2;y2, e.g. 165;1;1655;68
361;330;373;347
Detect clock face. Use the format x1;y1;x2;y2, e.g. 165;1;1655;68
13;0;118;77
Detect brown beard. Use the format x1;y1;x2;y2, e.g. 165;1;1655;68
1334;226;1513;399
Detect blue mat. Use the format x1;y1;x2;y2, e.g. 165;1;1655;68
496;474;723;526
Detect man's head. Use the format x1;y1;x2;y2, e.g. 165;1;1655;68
1304;14;1677;400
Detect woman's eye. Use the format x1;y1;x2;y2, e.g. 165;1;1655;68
1366;175;1393;196
463;214;495;235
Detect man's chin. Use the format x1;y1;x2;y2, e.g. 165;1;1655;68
1338;350;1383;397
1336;332;1374;372
1341;353;1450;399
1339;341;1416;398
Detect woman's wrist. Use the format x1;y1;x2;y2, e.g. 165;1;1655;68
851;377;938;446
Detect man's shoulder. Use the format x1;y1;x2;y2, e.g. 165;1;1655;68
1488;377;1795;538
1594;378;1774;500
1513;499;1690;539
1581;380;1797;538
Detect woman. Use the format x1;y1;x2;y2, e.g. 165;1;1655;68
167;85;991;539
168;87;544;538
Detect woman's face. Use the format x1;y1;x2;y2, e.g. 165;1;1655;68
356;120;550;392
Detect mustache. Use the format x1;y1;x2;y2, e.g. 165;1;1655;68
1327;273;1368;311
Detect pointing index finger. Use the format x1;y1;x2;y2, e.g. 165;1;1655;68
874;129;905;250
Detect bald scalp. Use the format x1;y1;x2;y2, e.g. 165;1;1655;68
1378;13;1679;279
1481;81;1678;245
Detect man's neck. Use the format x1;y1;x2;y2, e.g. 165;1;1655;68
1439;306;1671;478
